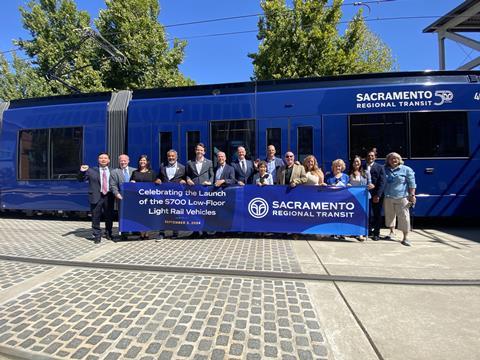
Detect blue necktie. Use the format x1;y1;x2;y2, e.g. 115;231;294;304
123;168;129;182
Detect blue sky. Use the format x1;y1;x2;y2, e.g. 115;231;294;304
0;0;475;85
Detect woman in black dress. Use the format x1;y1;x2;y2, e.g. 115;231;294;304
130;154;156;239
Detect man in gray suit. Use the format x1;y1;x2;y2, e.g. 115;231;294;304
186;143;214;186
109;154;136;241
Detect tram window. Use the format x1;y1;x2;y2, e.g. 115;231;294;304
349;113;408;158
410;112;469;157
267;128;282;156
186;131;200;161
210;120;256;165
51;127;83;180
297;126;313;162
159;132;173;166
18;129;49;180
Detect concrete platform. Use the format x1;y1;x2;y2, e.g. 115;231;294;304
0;217;478;360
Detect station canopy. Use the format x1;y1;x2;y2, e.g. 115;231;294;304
423;0;480;70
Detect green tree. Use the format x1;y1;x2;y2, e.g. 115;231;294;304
249;0;396;80
1;0;193;100
0;54;51;101
16;0;105;94
95;0;193;89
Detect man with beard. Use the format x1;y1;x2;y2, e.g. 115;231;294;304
155;149;186;239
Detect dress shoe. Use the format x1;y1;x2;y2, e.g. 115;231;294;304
104;232;113;240
93;237;101;244
372;235;380;241
120;234;128;241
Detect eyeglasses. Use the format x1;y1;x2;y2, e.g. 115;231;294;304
285;155;294;158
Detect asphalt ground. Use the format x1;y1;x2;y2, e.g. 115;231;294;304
0;217;478;360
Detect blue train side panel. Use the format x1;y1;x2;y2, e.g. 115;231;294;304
256;82;480;217
127;93;256;167
0;100;109;211
0;72;479;217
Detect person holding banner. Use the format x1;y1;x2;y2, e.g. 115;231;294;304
186;143;214;186
348;156;374;190
326;159;349;187
259;145;284;184
232;146;255;185
303;155;325;186
253;161;273;186
78;152;114;244
131;155;156;240
214;151;236;187
155;150;186;184
276;152;307;187
348;155;374;242
110;154;136;241
383;152;416;246
155;149;186;239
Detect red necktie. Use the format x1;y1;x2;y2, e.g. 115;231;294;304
102;168;108;195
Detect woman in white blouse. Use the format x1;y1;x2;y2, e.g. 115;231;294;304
303;155;325;186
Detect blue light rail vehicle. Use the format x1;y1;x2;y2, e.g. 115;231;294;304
0;71;479;218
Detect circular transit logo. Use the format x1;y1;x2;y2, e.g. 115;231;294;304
248;198;269;219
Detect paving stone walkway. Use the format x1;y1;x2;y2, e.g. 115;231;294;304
0;261;53;290
94;238;301;273
0;218;330;359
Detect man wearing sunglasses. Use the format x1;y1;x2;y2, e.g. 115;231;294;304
276;152;307;187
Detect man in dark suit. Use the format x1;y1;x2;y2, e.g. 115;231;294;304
214;151;236;187
366;149;386;240
232;146;255;185
78;152;114;244
186;143;214;186
155;149;186;239
109;154;136;241
155;149;186;184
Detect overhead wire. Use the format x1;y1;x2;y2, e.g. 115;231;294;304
162;0;399;28
164;14;480;42
2;13;474;64
1;0;477;64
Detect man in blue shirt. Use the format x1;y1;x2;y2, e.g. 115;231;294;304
262;145;284;184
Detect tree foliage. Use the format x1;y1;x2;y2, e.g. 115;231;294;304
0;54;50;101
16;0;104;94
0;0;192;100
96;0;193;89
249;0;396;80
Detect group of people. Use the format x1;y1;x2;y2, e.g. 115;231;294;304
78;143;416;246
